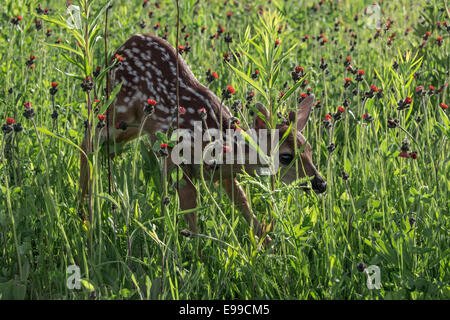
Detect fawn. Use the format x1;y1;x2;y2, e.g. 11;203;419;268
79;34;326;244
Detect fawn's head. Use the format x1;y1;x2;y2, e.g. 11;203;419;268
252;95;326;194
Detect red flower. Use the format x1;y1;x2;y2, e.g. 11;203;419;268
436;36;443;42
97;114;106;121
416;86;424;93
160;143;168;148
212;72;219;79
358;70;365;76
300;92;308;99
30;55;35;60
398;152;410;158
345;77;351;83
275;39;280;46
179;106;185;115
178;45;186;51
295;66;304;73
147;99;157;106
337;106;345;113
346;56;352;62
279;91;284;98
198;107;207;115
409;152;418;159
94;99;100;103
404;96;412;104
429;85;435;90
222;145;231;153
6;117;15;125
17;15;23;21
29;65;35;69
324;114;333;121
370;84;378;92
227;85;236;94
24;102;31;109
304;34;309;40
51;82;58;88
441;103;448;110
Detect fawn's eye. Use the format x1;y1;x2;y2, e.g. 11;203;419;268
279;153;293;165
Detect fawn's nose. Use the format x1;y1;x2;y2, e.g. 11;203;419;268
312;175;327;194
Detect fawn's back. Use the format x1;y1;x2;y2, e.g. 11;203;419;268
109;34;230;142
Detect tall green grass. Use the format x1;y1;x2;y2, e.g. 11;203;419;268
0;0;448;299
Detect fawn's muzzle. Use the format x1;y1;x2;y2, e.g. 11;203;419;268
311;175;327;194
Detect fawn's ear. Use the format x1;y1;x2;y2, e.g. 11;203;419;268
289;94;314;131
253;102;270;129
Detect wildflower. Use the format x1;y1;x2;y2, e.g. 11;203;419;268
303;34;309;42
227;85;236;94
423;31;431;40
344;77;351;88
97;114;106;121
415;86;424;96
224;33;233;43
23;102;35;119
144;99;157;115
275;39;280;47
198;107;207;120
178;44;186;54
251;69;259;79
222;52;231;62
179;106;185;115
341;170;349;181
436;36;443;46
319;58;328;70
387;118;399;128
355;70;365;82
363;112;373;122
81;76;93;92
344;56;352;67
222;85;235;100
6;117;15;125
337;106;345;113
116;121;128;130
50;82;59;95
428;85;437;95
441;103;448;110
159;143;168;157
409;151;418;159
356;262;366;272
327;143;336;153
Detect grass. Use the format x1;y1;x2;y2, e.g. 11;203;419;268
0;0;448;299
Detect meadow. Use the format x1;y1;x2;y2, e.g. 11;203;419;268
0;0;448;300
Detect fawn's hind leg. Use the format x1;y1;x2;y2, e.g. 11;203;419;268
177;177;198;233
78;127;139;207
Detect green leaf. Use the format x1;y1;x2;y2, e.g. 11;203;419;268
227;62;269;102
279;73;309;103
80;279;95;291
44;43;83;58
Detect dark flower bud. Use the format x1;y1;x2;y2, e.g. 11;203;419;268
356;262;366;272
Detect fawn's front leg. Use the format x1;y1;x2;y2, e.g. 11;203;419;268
222;178;272;245
178;177;198;233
